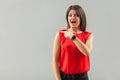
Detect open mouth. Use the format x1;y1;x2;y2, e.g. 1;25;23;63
71;20;76;23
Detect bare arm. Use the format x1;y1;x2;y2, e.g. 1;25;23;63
65;31;93;56
52;32;61;80
73;33;93;56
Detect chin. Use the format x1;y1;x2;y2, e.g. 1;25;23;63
71;26;78;28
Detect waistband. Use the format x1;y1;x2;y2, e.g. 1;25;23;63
60;71;88;79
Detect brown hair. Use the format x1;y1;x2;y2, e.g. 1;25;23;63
66;5;87;31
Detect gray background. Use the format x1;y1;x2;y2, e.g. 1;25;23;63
0;0;120;80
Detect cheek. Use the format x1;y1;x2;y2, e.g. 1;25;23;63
67;18;71;23
68;17;70;21
77;18;81;24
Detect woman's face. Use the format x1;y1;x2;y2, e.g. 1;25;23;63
68;9;80;28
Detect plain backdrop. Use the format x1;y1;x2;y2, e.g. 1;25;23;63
0;0;120;80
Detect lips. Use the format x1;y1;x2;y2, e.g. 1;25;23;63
71;20;76;23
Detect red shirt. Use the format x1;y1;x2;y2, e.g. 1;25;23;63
59;29;91;74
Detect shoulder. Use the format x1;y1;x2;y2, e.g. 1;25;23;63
84;31;93;36
84;31;93;40
57;29;67;36
59;29;67;33
84;31;92;34
54;29;67;38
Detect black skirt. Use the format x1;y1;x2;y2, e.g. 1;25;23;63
60;71;89;80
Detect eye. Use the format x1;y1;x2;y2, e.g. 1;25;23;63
68;14;79;17
74;14;79;17
68;14;72;17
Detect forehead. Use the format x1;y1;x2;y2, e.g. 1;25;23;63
68;9;76;14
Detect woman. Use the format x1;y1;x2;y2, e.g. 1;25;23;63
52;5;93;80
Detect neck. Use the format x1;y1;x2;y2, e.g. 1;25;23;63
69;27;80;33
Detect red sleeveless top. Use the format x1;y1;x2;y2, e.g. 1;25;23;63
59;29;91;74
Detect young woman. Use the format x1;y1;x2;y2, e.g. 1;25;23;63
52;5;93;80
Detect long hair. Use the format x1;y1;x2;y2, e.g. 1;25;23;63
66;5;87;31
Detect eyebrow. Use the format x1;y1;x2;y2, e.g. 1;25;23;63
68;12;77;14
